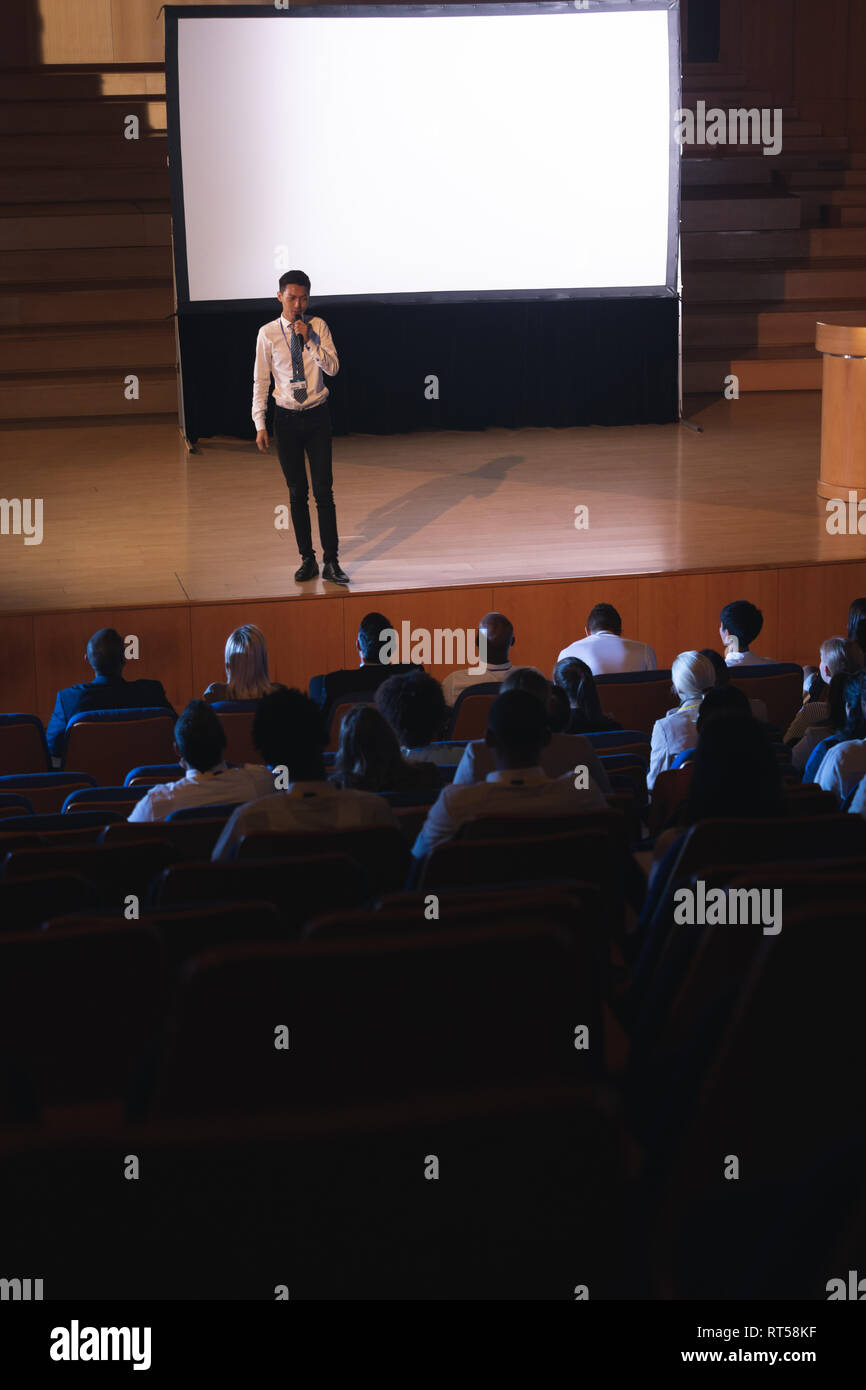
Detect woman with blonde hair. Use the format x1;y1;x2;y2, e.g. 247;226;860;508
203;624;280;703
647;650;716;789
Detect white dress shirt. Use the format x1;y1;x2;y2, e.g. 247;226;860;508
814;739;866;803
556;630;657;675
724;650;776;666
128;763;277;823
442;661;512;708
411;766;607;859
451;731;611;792
252;314;339;429
212;779;396;860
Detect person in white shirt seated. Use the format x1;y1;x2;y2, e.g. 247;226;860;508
128;700;275;823
451;666;611;792
556;602;657;674
376;669;466;766
647;651;716;790
783;636;863;746
813;670;866;804
441;611;514;707
411;689;607;860
720;600;776;666
212;688;396;860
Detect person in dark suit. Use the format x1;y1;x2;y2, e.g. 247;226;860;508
309;611;418;721
45;627;175;760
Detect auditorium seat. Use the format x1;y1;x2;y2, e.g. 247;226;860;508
0;873;99;932
593;672;676;735
236;826;411;895
326;699;367;752
0;714;49;775
726;662;804;731
448;684;503;740
664;813;866;892
101;817;230;861
648;766;693;836
207;700;260;765
0;772;96;814
585;729;652;752
124;764;184;788
150;854;369;931
133;923;600;1120
166;801;244;821
2;840;181;912
0;811;121;838
47;902;287;969
0;1086;629;1299
63;708;176;785
0;793;34;818
62;785;147;814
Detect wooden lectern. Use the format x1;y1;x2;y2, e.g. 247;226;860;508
816;322;866;502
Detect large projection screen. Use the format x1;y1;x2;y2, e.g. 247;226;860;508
167;2;680;310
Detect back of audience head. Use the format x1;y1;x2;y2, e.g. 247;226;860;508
335;704;404;792
253;687;327;779
838;668;866;740
848;598;866;658
223;624;276;700
586;603;622;636
175;700;227;773
672;651;716;704
700;648;730;686
87;627;125;679
686;712;785;824
719;600;763;653
478;611;514;665
553;656;606;726
695;683;750;733
357;611;392;665
485;689;551;768
376;670;447;749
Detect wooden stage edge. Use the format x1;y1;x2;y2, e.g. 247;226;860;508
5;554;866;730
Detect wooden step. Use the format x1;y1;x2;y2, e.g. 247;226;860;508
0;132;167;168
685;259;866;303
683;71;747;91
683;346;822;393
682;227;866;262
0;169;169;202
682;190;802;232
0;245;170;284
0;71;166;101
683;157;774;187
683;135;848;157
680;90;779;109
0;366;177;420
830;207;866;226
785;169;866;188
0;282;173;327
0;322;176;373
683;302;866;348
0;99;166;135
0;209;170;252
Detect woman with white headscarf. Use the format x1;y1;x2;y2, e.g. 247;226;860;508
647;651;716;790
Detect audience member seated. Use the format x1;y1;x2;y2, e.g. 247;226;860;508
556;602;657;673
719;600;775;666
309;611;418;711
813;670;866;804
647;652;716;789
451;667;611;791
212;689;396;859
442;611;514;706
700;647;768;723
783;636;863;747
848;597;866;663
376;670;465;765
202;624;282;703
798;672;857;778
552;658;622;734
332;704;441;799
846;774;866;817
411;689;607;859
45;627;174;760
128;701;275;822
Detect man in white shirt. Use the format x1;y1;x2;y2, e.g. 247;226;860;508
252;269;349;587
129;701;275;822
412;689;606;859
556;603;657;674
212;688;395;860
442;611;514;707
720;600;775;666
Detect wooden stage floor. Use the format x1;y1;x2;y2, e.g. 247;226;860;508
1;391;864;614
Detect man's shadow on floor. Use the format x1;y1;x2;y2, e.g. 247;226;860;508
343;454;524;565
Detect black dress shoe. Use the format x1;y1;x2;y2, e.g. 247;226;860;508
322;560;350;586
294;557;319;582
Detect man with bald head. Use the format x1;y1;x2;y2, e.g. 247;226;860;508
442;611;514;707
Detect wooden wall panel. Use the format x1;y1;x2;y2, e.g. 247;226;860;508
490;578;640;679
739;0;795;104
0;615;36;718
32;606;192;727
777;562;866;668
637;569;780;669
38;0;113;65
793;0;849;100
189;598;344;702
342;588;493;681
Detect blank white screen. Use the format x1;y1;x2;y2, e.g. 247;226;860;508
176;9;673;302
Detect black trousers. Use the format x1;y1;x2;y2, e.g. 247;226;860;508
273;401;339;563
